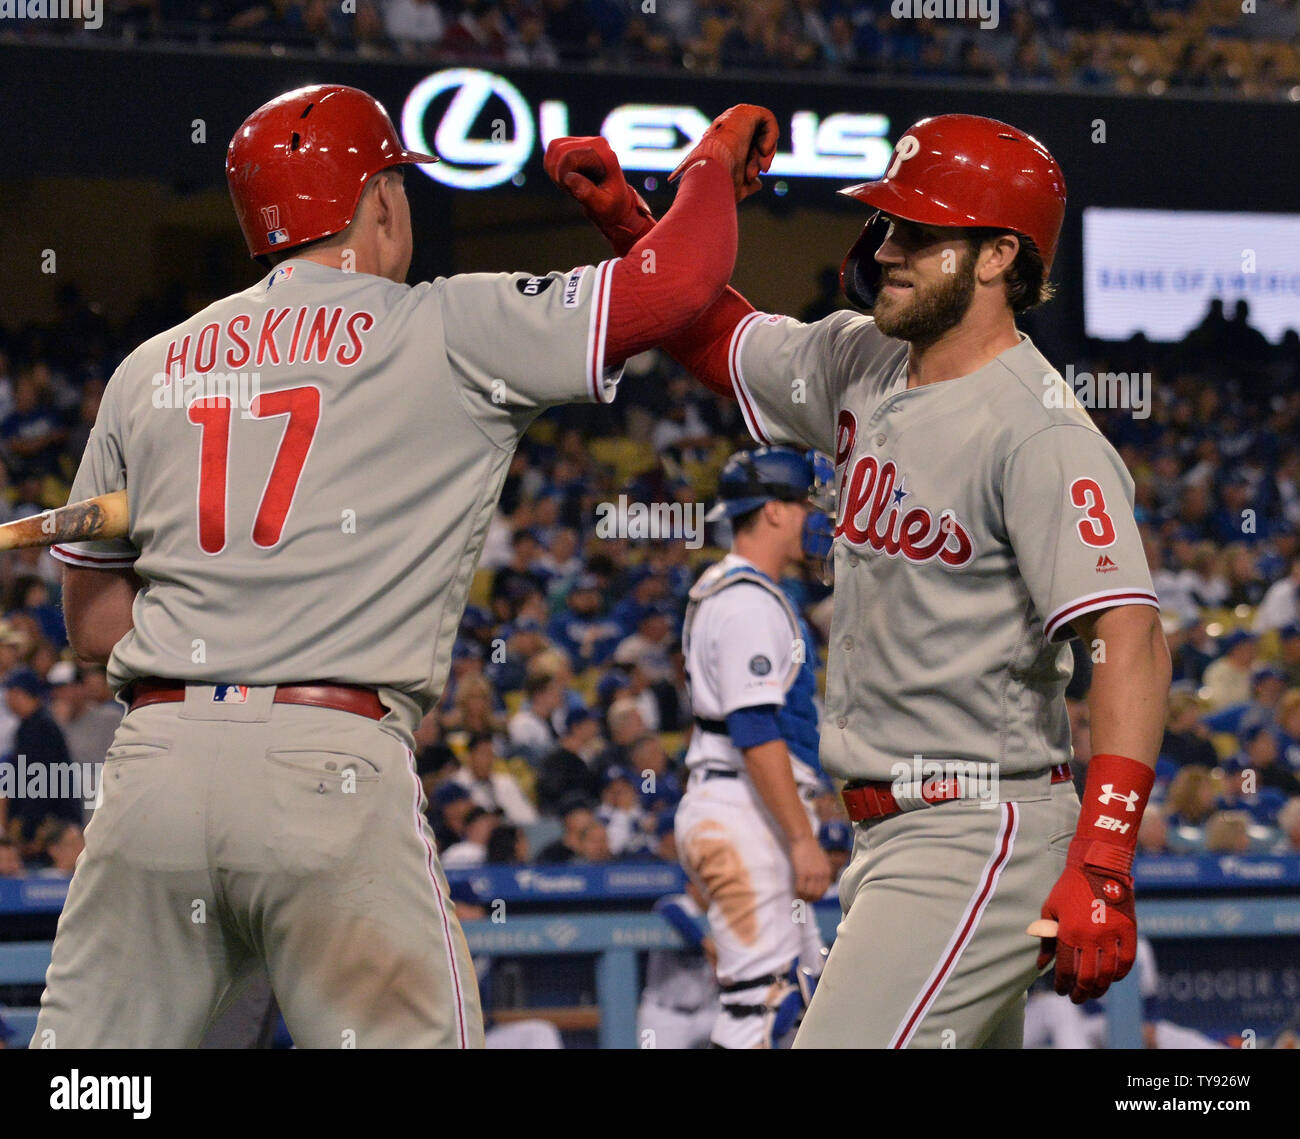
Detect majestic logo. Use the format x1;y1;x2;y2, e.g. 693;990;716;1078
1095;554;1117;573
834;452;975;568
1098;784;1140;812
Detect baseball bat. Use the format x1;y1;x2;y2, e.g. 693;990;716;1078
0;489;129;552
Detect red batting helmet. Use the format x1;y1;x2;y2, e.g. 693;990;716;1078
838;114;1066;309
226;84;438;260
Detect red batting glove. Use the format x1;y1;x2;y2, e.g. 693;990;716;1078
1036;754;1154;1004
544;136;656;257
667;104;778;203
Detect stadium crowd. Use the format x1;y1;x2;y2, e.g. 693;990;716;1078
4;0;1300;100
0;276;1298;878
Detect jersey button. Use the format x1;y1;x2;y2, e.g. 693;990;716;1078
843;636;855;651
836;716;847;729
875;433;886;446
848;554;860;568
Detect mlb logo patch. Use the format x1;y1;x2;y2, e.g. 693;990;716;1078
267;265;294;289
267;229;290;246
212;685;250;704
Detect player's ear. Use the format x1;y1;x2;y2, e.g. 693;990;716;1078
976;233;1020;286
368;172;395;228
364;169;402;231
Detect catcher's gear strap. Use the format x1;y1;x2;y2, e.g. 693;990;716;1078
719;971;782;994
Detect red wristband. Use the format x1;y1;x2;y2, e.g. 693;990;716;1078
1069;753;1154;873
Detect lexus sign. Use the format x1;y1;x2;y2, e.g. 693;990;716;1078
401;68;894;190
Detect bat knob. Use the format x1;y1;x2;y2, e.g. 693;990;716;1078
1027;919;1059;939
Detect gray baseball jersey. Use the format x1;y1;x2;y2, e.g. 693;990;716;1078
52;258;620;739
724;309;1158;782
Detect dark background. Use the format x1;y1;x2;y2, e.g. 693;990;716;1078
0;41;1286;356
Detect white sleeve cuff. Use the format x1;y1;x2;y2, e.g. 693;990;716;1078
1044;588;1160;642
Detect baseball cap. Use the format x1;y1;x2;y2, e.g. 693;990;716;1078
1251;664;1286;685
452;640;484;662
5;669;45;698
597;671;630;704
459;605;492;631
602;765;635;788
819;820;853;853
564;706;595;733
1218;629;1259;652
504;617;544;639
432;783;472;808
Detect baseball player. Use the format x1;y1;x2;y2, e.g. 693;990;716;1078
547;114;1172;1047
674;446;834;1048
32;87;775;1048
636;882;719;1049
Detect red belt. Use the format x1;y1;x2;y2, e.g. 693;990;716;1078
841;762;1073;823
126;678;387;721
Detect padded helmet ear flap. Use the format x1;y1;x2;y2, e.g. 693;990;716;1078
839;211;887;310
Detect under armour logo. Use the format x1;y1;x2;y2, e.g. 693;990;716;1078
260;204;280;230
1103;881;1122;899
1098;784;1139;812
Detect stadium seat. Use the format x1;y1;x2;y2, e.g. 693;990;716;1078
1211;732;1241;759
468;568;494;609
658;731;686;759
588;438;657;484
501;755;538;804
524;818;562;854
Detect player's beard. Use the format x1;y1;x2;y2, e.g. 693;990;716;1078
871;246;977;345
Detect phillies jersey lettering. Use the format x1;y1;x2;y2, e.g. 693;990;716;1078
834;443;975;568
53;258;621;739
162;306;375;375
723;308;1158;782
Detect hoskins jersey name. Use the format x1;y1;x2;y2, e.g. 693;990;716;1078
161;305;375;375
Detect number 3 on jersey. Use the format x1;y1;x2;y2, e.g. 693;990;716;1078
1069;476;1117;548
188;386;321;554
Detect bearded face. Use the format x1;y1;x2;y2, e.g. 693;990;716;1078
871;230;978;344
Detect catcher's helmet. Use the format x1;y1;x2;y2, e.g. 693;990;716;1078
226;85;438;260
706;447;835;558
838;114;1066;309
